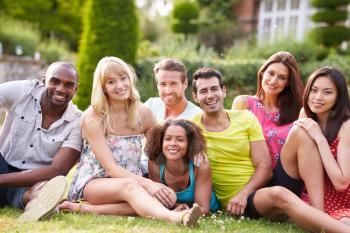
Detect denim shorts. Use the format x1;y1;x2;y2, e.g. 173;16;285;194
0;153;26;209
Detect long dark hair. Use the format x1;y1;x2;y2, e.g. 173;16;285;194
256;51;304;125
304;66;350;144
146;119;206;164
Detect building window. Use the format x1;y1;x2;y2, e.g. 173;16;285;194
288;16;298;39
265;0;273;12
277;0;286;11
291;0;299;9
263;18;272;40
276;17;285;40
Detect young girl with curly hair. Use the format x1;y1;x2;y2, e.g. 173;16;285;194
146;119;220;215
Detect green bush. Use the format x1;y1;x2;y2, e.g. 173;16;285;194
311;0;350;8
172;1;199;38
311;10;348;25
38;38;71;63
138;37;218;61
0;16;40;56
225;39;329;63
75;0;139;110
311;0;350;48
310;26;350;47
300;53;350;82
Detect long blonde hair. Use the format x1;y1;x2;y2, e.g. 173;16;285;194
91;56;140;134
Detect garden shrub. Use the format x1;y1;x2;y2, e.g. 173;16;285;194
75;0;139;110
311;0;350;48
38;38;71;63
311;10;348;24
171;1;199;38
0;16;40;56
225;39;328;62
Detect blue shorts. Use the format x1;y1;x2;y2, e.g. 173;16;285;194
0;153;26;209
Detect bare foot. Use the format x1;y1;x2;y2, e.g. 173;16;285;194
57;201;81;213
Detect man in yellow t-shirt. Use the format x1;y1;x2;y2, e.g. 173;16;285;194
191;67;272;216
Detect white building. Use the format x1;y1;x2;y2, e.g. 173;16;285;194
257;0;315;43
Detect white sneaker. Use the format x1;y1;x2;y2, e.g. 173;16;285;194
18;175;67;221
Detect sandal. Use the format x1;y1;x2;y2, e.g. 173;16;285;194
18;176;67;221
180;203;202;227
58;200;87;213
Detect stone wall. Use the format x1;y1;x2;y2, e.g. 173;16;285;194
0;56;47;123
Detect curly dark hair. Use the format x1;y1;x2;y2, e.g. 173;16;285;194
146;119;206;164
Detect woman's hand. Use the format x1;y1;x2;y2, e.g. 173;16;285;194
294;118;325;144
144;181;176;208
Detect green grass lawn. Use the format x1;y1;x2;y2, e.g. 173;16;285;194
0;208;306;233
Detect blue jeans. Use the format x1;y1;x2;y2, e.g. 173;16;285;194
0;153;26;209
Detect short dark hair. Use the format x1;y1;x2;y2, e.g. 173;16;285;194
153;58;187;82
304;66;350;144
146;119;206;164
192;67;224;93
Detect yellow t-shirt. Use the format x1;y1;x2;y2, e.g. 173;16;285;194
192;110;264;208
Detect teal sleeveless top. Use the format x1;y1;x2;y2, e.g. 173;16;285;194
160;160;220;212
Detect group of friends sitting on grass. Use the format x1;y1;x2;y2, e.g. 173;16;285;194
0;53;350;232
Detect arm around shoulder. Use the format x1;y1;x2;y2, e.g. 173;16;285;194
231;95;249;110
194;160;212;215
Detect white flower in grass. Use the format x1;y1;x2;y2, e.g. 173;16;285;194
240;215;245;220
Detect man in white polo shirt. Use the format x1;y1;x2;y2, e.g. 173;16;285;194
145;58;202;121
0;61;82;221
141;58;202;175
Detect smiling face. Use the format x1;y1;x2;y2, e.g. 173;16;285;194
193;76;226;115
162;125;188;161
156;70;187;107
307;76;338;117
103;73;131;103
261;62;289;96
43;64;78;108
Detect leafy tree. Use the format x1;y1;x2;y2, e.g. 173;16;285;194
171;1;199;39
311;0;350;48
196;0;240;53
75;0;139;110
1;0;84;50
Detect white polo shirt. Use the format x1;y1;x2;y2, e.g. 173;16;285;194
144;97;202;122
0;79;83;170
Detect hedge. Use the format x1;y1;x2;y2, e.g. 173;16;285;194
75;0;139;110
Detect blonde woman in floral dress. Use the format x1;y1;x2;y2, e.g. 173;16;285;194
59;57;201;226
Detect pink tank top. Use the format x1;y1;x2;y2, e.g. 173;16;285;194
247;96;293;168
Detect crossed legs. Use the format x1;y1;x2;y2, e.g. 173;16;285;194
60;177;200;225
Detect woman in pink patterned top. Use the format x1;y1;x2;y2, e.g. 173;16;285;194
232;51;304;168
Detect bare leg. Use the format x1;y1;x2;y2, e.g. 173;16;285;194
82;177;200;225
280;126;324;210
253;186;350;233
58;200;136;215
339;217;350;226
